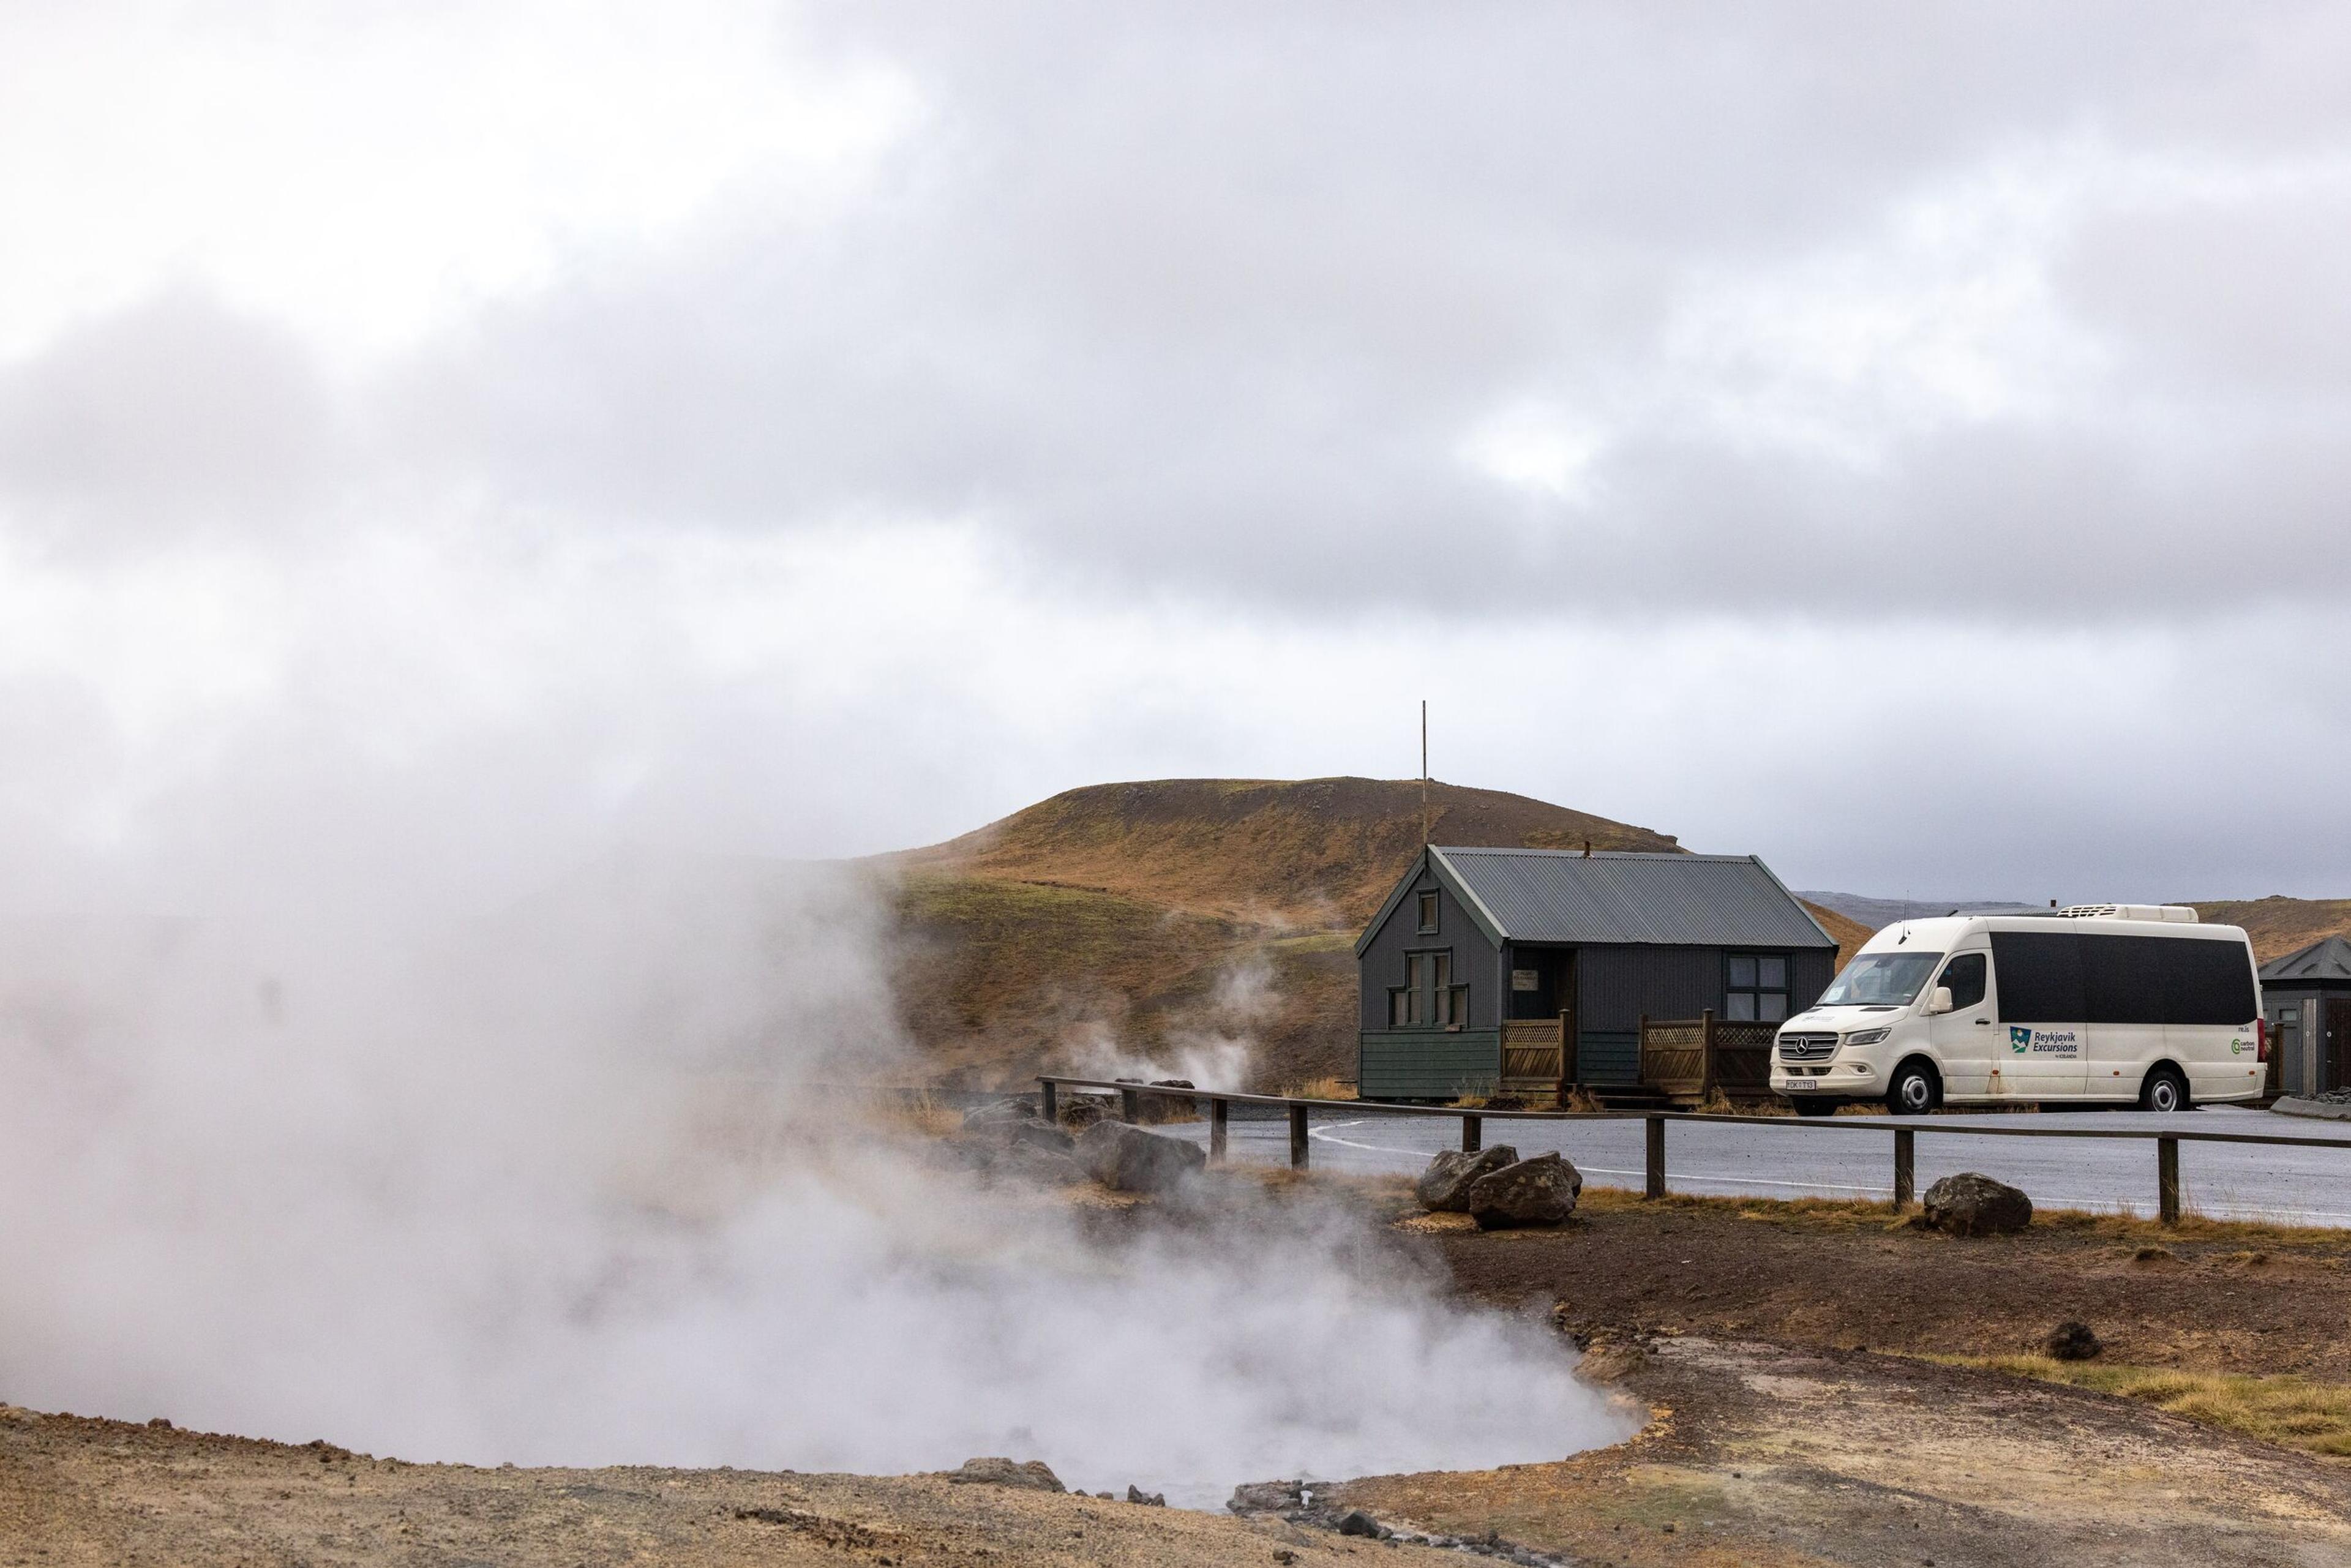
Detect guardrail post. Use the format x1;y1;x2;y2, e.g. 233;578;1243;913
2158;1134;2180;1225
1288;1103;1310;1170
1644;1116;1665;1199
1461;1113;1482;1153
1210;1097;1229;1164
1039;1079;1058;1126
1120;1084;1139;1123
1893;1127;1914;1208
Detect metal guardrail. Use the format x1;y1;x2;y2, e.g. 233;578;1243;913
1036;1075;2351;1226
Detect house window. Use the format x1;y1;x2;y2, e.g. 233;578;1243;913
1416;891;1439;933
1725;953;1789;1022
1389;950;1469;1027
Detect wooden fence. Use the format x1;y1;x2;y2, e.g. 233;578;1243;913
1499;1016;1569;1095
1638;1010;1778;1103
1036;1075;2351;1226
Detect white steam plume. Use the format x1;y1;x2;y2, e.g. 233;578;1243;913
1058;953;1280;1091
0;852;1630;1505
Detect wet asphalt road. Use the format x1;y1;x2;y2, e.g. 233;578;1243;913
1150;1105;2351;1226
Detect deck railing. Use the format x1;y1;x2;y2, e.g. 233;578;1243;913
1638;1010;1777;1101
1036;1074;2351;1226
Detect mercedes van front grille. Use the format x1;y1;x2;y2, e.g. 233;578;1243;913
1777;1033;1839;1062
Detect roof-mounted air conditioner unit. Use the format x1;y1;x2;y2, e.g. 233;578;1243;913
2055;904;2198;923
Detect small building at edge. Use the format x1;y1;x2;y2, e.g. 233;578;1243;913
1355;846;1839;1100
2260;936;2351;1098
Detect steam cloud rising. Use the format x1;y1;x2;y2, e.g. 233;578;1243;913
1;853;1629;1504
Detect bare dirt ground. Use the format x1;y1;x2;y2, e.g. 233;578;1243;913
0;1408;1468;1567
1422;1190;2351;1378
1340;1332;2351;1567
1328;1191;2351;1566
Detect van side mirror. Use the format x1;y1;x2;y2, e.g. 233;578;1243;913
1925;986;1954;1016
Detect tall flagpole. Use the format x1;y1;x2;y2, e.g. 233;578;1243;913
1420;700;1428;848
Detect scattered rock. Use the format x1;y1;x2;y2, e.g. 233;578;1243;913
1414;1145;1520;1212
1464;1152;1583;1230
1076;1119;1206;1193
1337;1508;1382;1537
146;1417;172;1430
1272;1553;1298;1565
1228;1479;1304;1515
2044;1320;2102;1361
947;1457;1065;1493
1920;1172;2032;1236
1125;1484;1166;1506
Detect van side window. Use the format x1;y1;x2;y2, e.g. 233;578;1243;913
1939;952;1986;1011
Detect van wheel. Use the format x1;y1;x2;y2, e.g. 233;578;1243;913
1792;1098;1837;1117
1887;1061;1941;1116
2140;1065;2191;1114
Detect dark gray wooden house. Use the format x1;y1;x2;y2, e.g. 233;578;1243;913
1355;847;1839;1101
2260;936;2351;1097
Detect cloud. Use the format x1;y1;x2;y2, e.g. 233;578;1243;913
0;290;336;549
337;1;2351;621
1;2;2349;904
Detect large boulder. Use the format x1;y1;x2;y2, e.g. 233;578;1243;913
1076;1119;1207;1193
1922;1172;2033;1236
1414;1146;1520;1212
1464;1152;1583;1231
948;1457;1064;1492
2044;1320;2101;1361
1226;1479;1303;1515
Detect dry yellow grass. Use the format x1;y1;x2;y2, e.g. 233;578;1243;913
856;1088;964;1139
1944;1356;2351;1458
1694;1088;1793;1117
1281;1075;1357;1101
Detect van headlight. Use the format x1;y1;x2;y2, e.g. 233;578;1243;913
1843;1027;1892;1047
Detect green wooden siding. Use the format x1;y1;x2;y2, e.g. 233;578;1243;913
1574;1029;1639;1086
1358;1030;1501;1100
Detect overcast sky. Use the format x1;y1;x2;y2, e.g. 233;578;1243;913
2;0;2348;917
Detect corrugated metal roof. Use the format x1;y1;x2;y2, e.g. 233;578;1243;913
2260;934;2351;984
1430;847;1834;948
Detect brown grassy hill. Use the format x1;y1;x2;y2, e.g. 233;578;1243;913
2186;898;2351;963
1804;901;1873;969
881;778;1682;1090
896;776;1680;926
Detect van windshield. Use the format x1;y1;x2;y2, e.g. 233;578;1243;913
1816;952;1943;1007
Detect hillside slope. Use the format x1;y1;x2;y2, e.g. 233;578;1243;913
881;778;1692;1090
895;777;1681;926
2187;898;2351;963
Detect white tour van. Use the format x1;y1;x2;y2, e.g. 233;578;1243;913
1771;906;2265;1114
